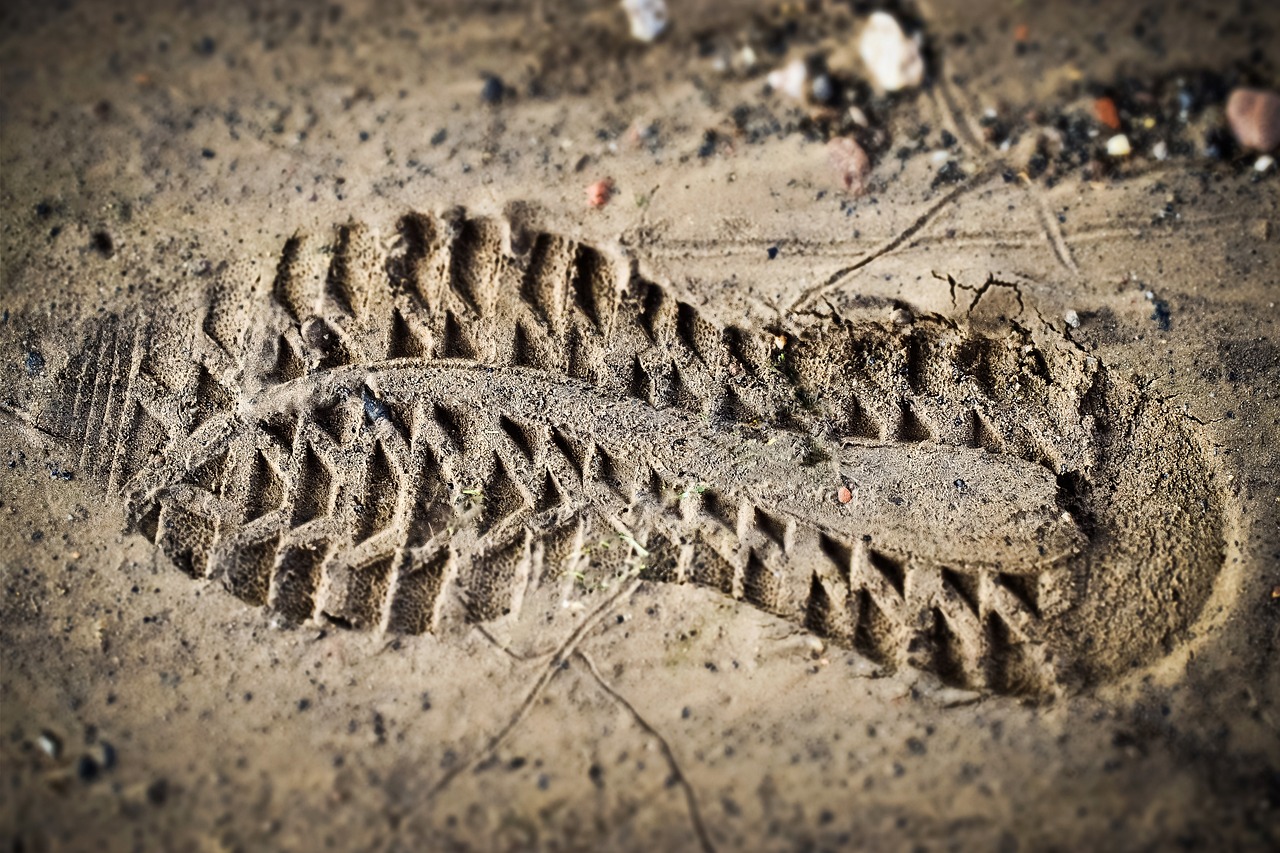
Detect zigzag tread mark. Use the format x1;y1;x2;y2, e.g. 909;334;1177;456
37;209;1227;696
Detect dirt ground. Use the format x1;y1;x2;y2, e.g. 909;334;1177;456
1;1;1278;850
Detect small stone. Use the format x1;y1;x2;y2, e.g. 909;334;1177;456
1064;310;1081;329
837;486;853;504
586;178;614;209
25;350;45;376
479;75;504;104
827;136;871;195
37;731;61;759
767;58;807;102
1255;154;1275;173
858;12;924;93
889;307;913;325
146;778;169;806
1226;88;1280;152
76;755;101;783
811;74;835;104
1151;140;1168;161
1105;134;1131;157
620;0;668;43
1094;97;1121;131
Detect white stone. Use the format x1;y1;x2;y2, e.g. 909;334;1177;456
858;12;924;92
1106;134;1132;157
767;58;808;101
1255;154;1275;172
1064;310;1081;329
621;0;667;43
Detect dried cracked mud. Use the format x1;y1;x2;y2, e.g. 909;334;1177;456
1;1;1277;852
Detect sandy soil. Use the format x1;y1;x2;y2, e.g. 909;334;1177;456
1;1;1278;851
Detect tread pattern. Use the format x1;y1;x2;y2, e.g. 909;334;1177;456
38;210;1225;695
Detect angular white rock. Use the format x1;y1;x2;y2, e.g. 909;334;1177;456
767;58;808;102
858;12;924;92
621;0;668;42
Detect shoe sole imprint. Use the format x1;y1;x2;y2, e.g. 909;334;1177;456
38;209;1226;695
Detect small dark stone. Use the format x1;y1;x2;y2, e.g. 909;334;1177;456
89;231;115;258
297;698;312;711
931;160;966;188
34;201;53;219
697;130;719;159
766;246;779;260
588;763;604;788
940;129;957;148
480;75;504;104
906;737;927;755
359;130;369;142
430;128;447;146
1150;299;1172;331
76;755;101;783
195;36;216;56
146;778;169;805
201;148;216;159
24;351;45;376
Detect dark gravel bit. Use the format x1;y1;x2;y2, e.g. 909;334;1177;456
24;351;45;376
931;160;965;188
430;128;447;146
480;74;504;104
89;231;114;258
201;148;216;159
146;778;169;805
76;755;101;783
194;36;216;56
1150;299;1172;331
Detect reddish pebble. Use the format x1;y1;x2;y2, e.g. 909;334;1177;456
837;486;853;504
586;178;614;208
827;137;871;195
1013;23;1029;43
1227;88;1280;152
1094;97;1121;131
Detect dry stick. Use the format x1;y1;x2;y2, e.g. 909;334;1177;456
575;649;717;853
425;578;643;799
472;622;557;663
791;169;997;312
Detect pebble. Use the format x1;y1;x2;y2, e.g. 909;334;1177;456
37;731;61;759
1064;310;1081;329
621;0;667;42
858;12;924;92
1105;134;1132;157
585;178;614;208
767;58;807;102
1226;88;1280;152
479;75;504;104
889;307;914;325
827;137;871;195
1255;154;1275;173
1094;97;1121;130
837;486;853;504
